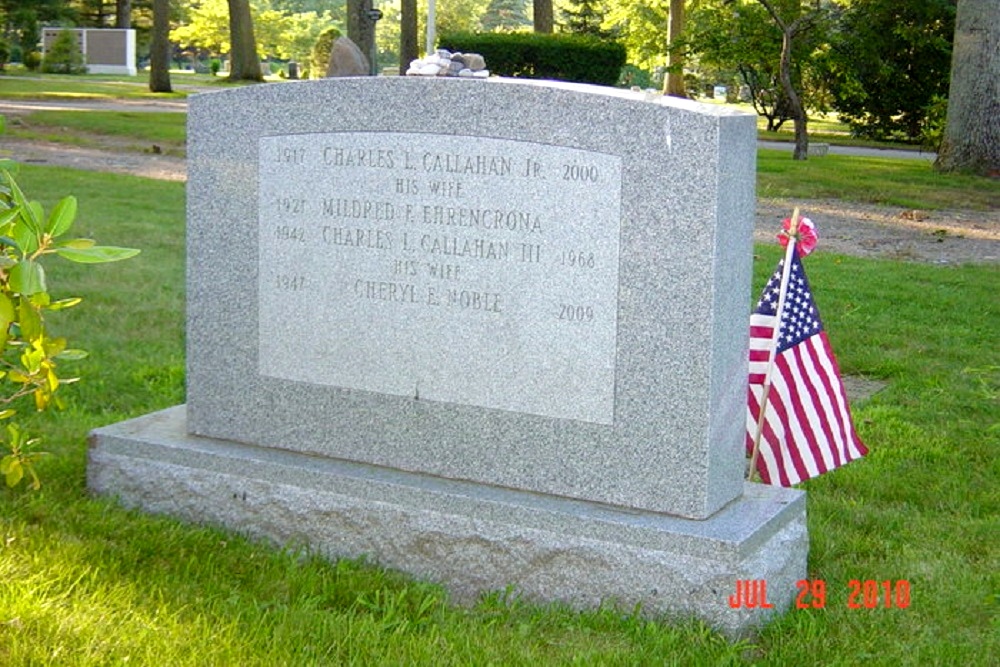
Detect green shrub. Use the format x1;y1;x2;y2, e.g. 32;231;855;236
0;39;10;71
23;50;42;72
0;161;139;488
310;27;341;79
41;29;87;75
439;32;626;87
920;95;949;153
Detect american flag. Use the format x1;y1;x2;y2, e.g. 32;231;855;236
746;253;867;486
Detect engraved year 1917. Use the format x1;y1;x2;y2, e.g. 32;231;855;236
276;146;306;164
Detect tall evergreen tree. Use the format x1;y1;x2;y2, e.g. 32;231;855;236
482;0;530;31
560;0;607;36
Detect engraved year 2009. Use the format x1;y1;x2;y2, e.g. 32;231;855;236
559;304;595;322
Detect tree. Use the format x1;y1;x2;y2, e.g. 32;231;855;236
664;0;685;96
534;0;553;33
603;1;668;72
115;0;130;28
227;0;263;80
400;0;417;70
171;0;230;56
756;0;823;160
41;28;86;74
825;0;955;141
0;0;72;60
935;0;999;176
149;0;172;92
482;0;530;31
689;1;827;131
346;0;374;71
559;0;608;36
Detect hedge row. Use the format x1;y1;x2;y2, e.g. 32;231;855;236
438;32;626;87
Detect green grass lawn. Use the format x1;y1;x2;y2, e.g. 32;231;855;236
0;165;996;665
758;150;999;210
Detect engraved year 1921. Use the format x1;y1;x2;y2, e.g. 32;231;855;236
276;197;306;214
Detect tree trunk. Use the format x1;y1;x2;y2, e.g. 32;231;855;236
149;0;172;93
758;0;810;160
534;0;553;33
348;0;376;70
778;28;808;159
116;0;131;29
664;0;686;97
935;0;999;176
227;0;263;82
400;0;418;72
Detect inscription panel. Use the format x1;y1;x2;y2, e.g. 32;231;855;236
258;132;621;424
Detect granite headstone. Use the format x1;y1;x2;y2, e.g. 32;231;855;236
88;77;807;637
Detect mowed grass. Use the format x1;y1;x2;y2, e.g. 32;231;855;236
0;71;202;100
758;150;999;210
0;164;996;664
5;110;187;155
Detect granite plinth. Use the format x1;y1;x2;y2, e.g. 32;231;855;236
89;406;807;638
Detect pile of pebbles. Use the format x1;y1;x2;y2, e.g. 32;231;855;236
406;50;489;78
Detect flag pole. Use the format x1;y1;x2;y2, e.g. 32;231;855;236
748;208;801;482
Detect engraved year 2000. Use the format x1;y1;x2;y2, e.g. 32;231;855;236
558;304;595;322
562;164;599;183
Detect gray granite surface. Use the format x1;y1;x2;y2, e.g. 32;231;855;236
90;407;807;638
185;77;757;519
88;78;807;636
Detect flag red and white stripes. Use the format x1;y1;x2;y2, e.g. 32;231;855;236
746;253;867;486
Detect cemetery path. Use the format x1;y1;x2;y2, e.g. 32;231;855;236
1;135;997;265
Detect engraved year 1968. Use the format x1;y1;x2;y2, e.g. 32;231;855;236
559;250;596;269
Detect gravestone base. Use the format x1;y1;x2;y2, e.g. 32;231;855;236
89;406;807;638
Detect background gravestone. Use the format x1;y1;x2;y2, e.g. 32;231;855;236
89;77;807;637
